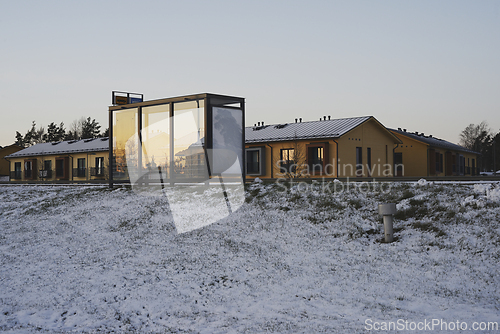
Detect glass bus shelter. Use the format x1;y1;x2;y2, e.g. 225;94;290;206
108;93;245;187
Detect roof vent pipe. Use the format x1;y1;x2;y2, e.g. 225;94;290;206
323;116;326;120
403;129;407;132
262;121;264;126
258;122;260;126
295;118;298;123
299;118;302;122
328;116;331;120
398;128;402;131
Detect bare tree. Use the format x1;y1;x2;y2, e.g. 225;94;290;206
66;117;86;140
459;121;491;149
273;139;309;179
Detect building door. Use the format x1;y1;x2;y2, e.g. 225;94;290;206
56;157;69;179
394;152;403;176
445;152;452;176
14;162;22;179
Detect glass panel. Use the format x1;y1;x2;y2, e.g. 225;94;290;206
112;108;138;181
247;150;260;174
142;104;171;181
56;159;64;177
309;147;323;172
173;100;206;180
77;158;86;177
212;107;243;175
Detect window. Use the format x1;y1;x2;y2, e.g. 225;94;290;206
245;147;266;176
280;148;295;174
77;158;86;177
24;160;34;179
435;152;444;173
356;147;362;176
394;152;403;177
14;162;22;179
40;160;52;178
308;146;323;173
95;157;104;176
56;158;66;178
459;156;465;175
367;147;372;176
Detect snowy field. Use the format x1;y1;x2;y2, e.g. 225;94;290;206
0;180;499;333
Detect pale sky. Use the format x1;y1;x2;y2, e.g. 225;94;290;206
1;0;499;147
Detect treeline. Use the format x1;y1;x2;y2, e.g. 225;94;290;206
459;121;500;172
15;117;108;148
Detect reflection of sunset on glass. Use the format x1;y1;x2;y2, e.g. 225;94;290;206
109;94;244;184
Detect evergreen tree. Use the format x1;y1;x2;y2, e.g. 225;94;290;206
15;131;25;148
81;117;101;139
45;122;66;142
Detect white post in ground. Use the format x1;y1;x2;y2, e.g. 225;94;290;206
378;203;396;243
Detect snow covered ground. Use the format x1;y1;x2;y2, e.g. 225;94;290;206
0;180;499;333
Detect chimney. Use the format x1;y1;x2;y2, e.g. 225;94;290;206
295;118;298;123
429;135;433;138
403;129;407;132
398;127;402;131
328;115;331;120
257;122;260;126
299;118;302;122
323;116;326;121
262;121;264;126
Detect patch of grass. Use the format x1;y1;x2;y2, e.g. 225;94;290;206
432;205;448;213
394;205;428;220
315;197;344;211
245;187;262;203
348;198;363;209
411;221;446;237
409;198;426;206
401;189;415;200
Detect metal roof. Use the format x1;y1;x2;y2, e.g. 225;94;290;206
5;138;109;158
245;116;373;143
389;129;479;154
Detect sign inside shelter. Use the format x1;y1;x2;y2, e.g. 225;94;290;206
130;97;143;104
115;96;128;105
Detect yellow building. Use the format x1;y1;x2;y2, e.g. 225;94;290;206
0;144;23;178
5;138;109;182
245;116;402;179
390;128;479;177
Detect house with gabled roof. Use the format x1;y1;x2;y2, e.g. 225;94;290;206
4;138;109;182
245;116;402;179
0;144;23;179
390;128;480;177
